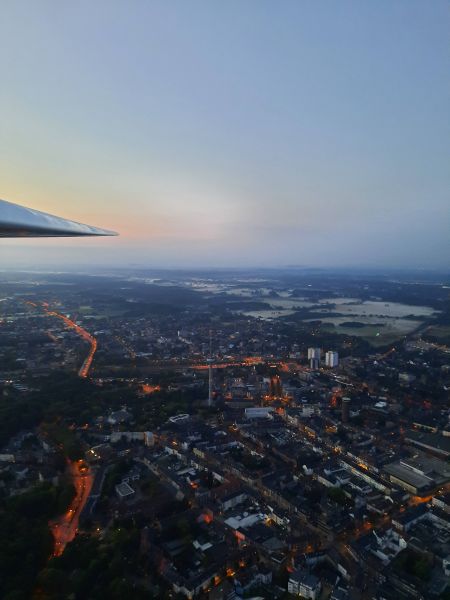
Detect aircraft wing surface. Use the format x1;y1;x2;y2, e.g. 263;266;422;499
0;199;117;237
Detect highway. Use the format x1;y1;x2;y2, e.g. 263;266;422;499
26;301;97;378
44;309;97;378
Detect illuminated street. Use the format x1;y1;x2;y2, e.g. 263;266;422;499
44;309;97;378
49;461;94;557
26;301;97;378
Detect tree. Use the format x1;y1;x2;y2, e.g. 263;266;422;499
327;486;347;505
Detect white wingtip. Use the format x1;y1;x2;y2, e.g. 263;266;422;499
0;199;118;237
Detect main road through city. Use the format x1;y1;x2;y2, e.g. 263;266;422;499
26;301;97;378
44;308;97;377
49;460;94;557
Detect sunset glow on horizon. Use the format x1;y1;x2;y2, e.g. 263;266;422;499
1;1;449;269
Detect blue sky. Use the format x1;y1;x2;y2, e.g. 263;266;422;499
1;1;448;269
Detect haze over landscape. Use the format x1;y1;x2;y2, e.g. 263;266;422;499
1;1;449;270
2;4;450;599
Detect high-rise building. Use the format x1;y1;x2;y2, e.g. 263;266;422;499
325;351;339;368
308;347;321;370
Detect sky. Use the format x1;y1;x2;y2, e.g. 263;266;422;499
0;1;449;270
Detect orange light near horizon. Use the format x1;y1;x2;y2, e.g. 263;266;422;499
141;384;161;395
243;356;263;365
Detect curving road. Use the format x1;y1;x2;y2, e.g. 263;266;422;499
49;460;94;557
26;301;97;378
44;309;97;378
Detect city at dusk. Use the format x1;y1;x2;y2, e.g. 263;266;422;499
0;2;449;600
